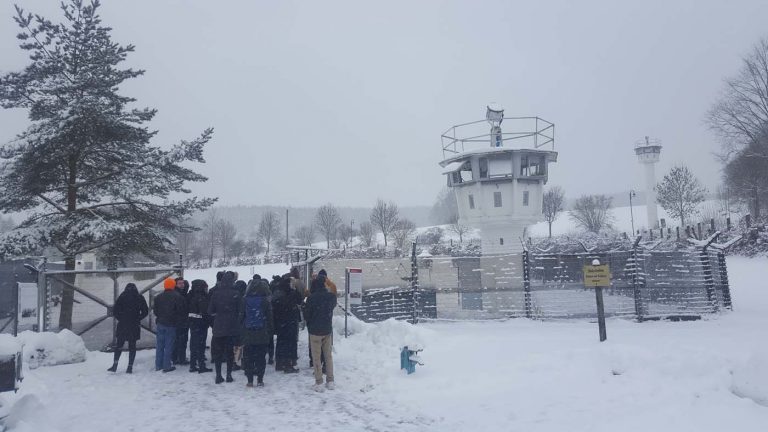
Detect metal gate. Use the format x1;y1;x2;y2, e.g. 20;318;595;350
26;259;183;351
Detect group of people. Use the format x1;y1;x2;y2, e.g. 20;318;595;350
107;267;338;391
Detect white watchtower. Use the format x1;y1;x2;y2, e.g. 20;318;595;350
634;136;662;229
439;105;557;254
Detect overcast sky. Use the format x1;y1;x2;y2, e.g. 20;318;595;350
1;0;767;207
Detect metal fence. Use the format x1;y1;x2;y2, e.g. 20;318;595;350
318;246;731;323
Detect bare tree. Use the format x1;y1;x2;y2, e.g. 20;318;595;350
257;211;281;255
215;220;237;260
244;239;263;257
358;222;375;248
446;214;470;244
724;138;768;219
429;187;459;224
570;195;614;233
542;186;565;238
315;203;342;248
230;239;246;259
655;165;707;228
338;224;358;249
294;225;316;247
391;218;417;252
176;229;197;267
202;209;218;266
708;38;768;158
370;199;399;247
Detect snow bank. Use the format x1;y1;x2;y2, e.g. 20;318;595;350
0;334;21;357
732;349;768;407
1;394;59;432
18;330;87;369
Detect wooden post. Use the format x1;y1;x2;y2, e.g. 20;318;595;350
697;223;703;239
596;286;607;342
710;218;716;234
410;241;418;324
745;214;751;228
726;217;732;231
676;226;680;240
523;250;532;319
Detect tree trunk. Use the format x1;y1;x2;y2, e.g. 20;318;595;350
58;155;79;330
754;186;761;220
548;221;553;238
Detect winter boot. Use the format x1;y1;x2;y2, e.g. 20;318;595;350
198;362;212;373
257;375;264;387
215;362;224;384
107;349;121;372
189;365;199;373
126;364;133;374
283;364;299;374
268;356;274;365
226;360;234;382
275;358;285;372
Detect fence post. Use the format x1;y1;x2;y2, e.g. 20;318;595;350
717;252;732;310
410;241;419;324
676;226;680;240
523;249;532;319
710;218;715;234
726;217;732;231
36;258;47;333
697;223;703;239
630;238;645;321
698;247;718;313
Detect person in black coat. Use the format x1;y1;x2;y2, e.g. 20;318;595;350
271;275;302;373
187;279;212;373
240;278;274;387
232;279;248;371
305;275;337;389
172;278;190;365
207;272;242;384
108;283;149;374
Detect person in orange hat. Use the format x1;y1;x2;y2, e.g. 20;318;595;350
152;277;187;372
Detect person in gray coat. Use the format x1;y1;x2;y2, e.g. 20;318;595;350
240;278;274;387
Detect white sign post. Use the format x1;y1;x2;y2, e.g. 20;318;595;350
344;268;362;338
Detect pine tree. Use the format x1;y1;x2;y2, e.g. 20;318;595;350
0;1;216;329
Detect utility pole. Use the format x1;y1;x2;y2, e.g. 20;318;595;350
629;190;637;235
285;208;289;245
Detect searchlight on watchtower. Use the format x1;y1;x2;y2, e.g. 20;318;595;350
439;105;557;254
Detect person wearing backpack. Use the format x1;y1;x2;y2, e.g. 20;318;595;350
305;275;337;392
240;278;274;387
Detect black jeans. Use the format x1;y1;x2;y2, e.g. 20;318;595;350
189;318;208;368
173;326;189;363
242;343;268;383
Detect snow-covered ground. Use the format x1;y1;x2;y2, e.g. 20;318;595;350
3;256;767;432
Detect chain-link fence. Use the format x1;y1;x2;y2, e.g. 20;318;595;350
318;247;731;323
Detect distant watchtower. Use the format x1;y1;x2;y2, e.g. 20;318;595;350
439;105;557;254
634;136;662;229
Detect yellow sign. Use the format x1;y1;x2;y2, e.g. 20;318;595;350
583;265;610;287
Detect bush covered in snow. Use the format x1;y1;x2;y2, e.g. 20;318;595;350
731;349;768;407
18;330;87;369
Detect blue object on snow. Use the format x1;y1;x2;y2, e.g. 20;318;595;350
400;346;423;375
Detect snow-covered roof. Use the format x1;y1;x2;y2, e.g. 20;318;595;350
441;161;467;174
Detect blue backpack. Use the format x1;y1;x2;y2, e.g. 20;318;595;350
244;296;266;330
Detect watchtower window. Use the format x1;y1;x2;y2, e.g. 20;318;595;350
479;158;488;178
499;238;504;246
469;194;475;209
523;191;530;206
494;191;502;207
520;154;546;177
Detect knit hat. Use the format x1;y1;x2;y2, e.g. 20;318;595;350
318;269;327;277
163;278;176;290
